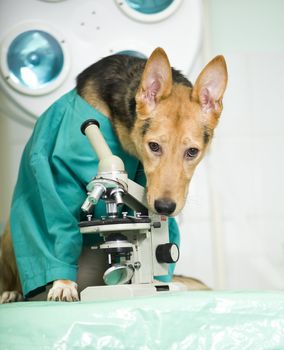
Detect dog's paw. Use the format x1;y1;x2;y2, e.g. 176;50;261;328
0;291;24;303
47;280;79;302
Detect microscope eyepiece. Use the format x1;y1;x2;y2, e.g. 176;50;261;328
81;119;100;135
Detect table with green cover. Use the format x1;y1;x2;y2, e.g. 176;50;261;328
1;291;284;349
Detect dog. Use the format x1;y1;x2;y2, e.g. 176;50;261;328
0;47;227;302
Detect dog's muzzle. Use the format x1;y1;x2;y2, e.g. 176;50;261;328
154;198;176;216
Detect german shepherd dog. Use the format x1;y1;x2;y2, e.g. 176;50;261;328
0;48;227;302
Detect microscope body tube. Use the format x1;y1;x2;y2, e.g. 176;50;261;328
81;120;125;173
84;123;113;161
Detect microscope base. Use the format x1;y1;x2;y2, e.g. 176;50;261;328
80;282;187;302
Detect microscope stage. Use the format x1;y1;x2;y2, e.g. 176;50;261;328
79;216;152;234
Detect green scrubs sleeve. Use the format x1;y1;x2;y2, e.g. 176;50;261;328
11;97;80;296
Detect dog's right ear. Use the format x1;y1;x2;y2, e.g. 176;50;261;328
136;47;173;117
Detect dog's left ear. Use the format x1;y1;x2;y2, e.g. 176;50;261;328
192;55;228;124
136;47;173;117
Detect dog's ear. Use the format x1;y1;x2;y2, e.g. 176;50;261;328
191;55;228;125
136;47;173;117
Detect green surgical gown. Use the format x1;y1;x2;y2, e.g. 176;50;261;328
10;89;180;297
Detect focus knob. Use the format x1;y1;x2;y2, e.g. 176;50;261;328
156;243;179;263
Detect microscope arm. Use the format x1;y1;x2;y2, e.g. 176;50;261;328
123;179;148;214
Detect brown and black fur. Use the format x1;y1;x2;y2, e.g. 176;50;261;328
77;54;192;131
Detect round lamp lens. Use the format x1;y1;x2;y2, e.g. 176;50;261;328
125;0;174;14
7;30;64;89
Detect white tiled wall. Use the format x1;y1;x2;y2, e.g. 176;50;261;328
215;53;284;289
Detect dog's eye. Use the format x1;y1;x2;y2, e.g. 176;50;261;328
185;148;199;159
148;142;162;154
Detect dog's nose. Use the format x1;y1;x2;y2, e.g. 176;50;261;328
154;198;176;215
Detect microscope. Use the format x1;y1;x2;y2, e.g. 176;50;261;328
79;119;186;301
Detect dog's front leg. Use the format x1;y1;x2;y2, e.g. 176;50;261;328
47;280;79;302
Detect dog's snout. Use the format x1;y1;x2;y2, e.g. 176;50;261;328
154;198;176;215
